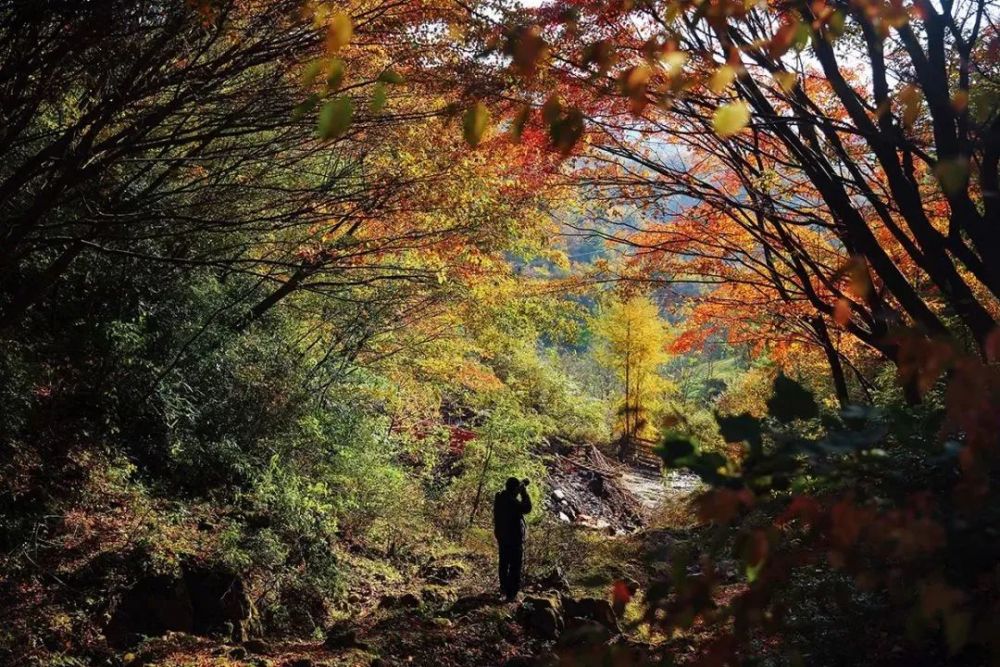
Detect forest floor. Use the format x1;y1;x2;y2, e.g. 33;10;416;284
117;454;721;667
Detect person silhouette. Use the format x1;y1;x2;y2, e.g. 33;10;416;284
493;477;532;602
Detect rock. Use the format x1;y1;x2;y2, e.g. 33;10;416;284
587;476;606;497
420;563;465;585
557;618;613;648
324;622;368;650
517;594;565;639
448;592;495;616
552;489;566;501
529;607;561;639
563;597;620;634
106;575;194;647
421;586;456;606
538;567;571;593
269;582;327;637
183;567;257;641
243;638;269;655
558;512;571;523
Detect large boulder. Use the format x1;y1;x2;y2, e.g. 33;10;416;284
106;565;257;647
324;621;369;651
107;575;194;647
517;593;565;639
563;597;620;634
183;566;257;641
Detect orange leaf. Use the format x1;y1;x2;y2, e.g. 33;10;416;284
833;298;852;326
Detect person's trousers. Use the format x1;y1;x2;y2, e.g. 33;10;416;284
497;538;523;600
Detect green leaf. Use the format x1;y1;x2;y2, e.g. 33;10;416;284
659;436;695;464
684;452;728;484
378;68;405;84
326;58;345;90
318;97;353;139
302;59;324;87
370;82;388;113
292;94;319;120
767;373;819;423
715;412;762;447
462;102;490;147
934;158;969;196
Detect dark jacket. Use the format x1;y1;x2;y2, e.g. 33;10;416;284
493;486;532;544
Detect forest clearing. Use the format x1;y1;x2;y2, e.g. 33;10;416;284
2;1;1000;666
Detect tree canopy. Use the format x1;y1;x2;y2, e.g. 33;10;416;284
1;1;1000;665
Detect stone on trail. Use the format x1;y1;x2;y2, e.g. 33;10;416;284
419;562;465;585
243;638;269;655
448;592;498;616
552;488;565;501
517;593;565;639
557;617;613;648
558;511;571;523
563;596;621;634
420;586;456;607
538;566;571;593
324;621;369;651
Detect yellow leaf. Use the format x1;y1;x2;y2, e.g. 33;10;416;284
662;51;688;78
462;102;490;147
898;84;922;129
713;101;750;138
708;64;737;94
327;11;353;52
622;64;651;98
773;71;797;93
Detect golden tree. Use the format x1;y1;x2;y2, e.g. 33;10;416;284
591;293;671;461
